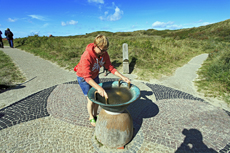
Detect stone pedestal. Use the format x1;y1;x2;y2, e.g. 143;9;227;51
123;43;129;74
95;109;133;149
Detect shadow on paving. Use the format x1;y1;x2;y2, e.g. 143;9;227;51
127;90;159;138
175;129;217;153
146;82;230;117
0;84;26;94
1;78;230;153
0;77;37;94
0;78;230;152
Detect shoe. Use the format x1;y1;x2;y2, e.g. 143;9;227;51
89;118;96;126
95;115;99;121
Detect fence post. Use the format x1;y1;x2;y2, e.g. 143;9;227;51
122;43;129;74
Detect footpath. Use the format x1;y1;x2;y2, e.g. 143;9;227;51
0;46;230;153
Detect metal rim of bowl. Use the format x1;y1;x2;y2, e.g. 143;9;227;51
87;81;141;107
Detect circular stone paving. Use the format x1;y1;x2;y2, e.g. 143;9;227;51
1;79;230;153
140;99;230;152
46;81;230;153
47;83;146;152
47;78;120;128
47;84;92;128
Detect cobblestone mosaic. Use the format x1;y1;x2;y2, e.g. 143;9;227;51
140;99;230;152
47;84;93;128
1;78;230;152
0;86;56;130
0;116;96;152
47;78;119;128
0;78;118;131
145;83;205;101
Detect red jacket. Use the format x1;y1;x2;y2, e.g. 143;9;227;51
74;43;117;83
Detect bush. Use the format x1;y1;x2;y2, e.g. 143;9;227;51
0;50;25;85
196;46;230;103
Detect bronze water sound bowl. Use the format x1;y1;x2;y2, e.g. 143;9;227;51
88;79;141;112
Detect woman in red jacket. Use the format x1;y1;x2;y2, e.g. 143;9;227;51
74;34;130;126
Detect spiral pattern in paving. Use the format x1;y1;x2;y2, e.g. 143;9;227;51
0;79;230;152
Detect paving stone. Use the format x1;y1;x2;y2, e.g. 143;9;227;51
0;86;56;130
0;79;230;152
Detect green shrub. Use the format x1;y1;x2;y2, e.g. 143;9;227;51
196;46;230;104
0;50;25;85
12;21;230;104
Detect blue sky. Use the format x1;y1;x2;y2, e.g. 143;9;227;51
0;0;229;38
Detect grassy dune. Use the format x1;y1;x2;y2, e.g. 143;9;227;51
3;19;230;104
0;50;26;92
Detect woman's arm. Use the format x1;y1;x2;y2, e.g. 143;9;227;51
114;71;131;83
88;79;108;98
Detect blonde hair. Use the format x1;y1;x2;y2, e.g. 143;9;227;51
94;34;109;49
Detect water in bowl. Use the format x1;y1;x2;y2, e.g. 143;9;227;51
96;87;132;105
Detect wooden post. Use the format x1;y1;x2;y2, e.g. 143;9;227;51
122;43;129;74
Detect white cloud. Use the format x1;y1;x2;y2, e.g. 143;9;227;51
152;21;174;28
88;0;104;4
42;23;49;28
100;6;123;21
8;18;17;22
183;20;213;28
108;7;123;21
201;22;211;26
61;20;78;26
197;20;203;23
167;25;183;29
104;11;109;15
28;15;45;21
99;16;104;21
151;21;183;30
69;20;78;25
61;22;66;26
131;25;137;29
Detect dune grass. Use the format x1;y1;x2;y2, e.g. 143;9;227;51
195;42;230;104
14;35;207;80
0;50;26;91
5;19;230;104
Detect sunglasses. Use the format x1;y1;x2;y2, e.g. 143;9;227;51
97;45;108;52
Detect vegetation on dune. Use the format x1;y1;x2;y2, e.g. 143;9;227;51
2;19;230;104
196;43;230;104
0;50;26;91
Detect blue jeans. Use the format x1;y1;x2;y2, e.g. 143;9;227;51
8;39;13;47
77;76;100;96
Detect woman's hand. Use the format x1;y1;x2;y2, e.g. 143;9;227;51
121;76;131;84
97;87;108;99
114;71;131;84
88;79;108;98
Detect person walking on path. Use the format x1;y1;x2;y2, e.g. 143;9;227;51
74;34;131;126
5;28;14;48
0;30;4;48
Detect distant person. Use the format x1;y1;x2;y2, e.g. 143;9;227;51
0;30;3;48
5;28;14;48
74;34;130;126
